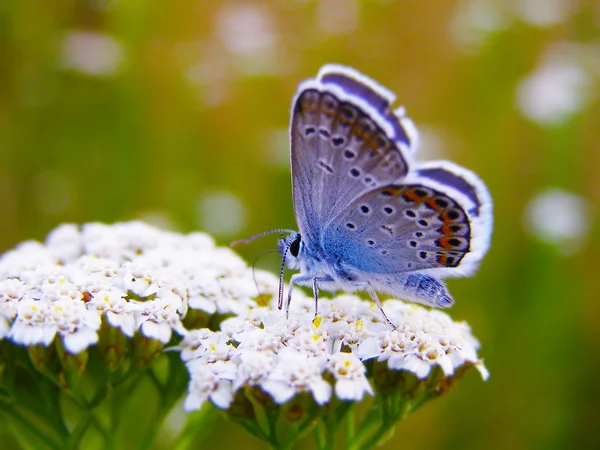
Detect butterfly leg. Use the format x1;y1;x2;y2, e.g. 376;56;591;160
284;274;312;318
358;282;396;329
311;276;334;319
284;274;334;319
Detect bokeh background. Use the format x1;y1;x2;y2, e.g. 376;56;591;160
1;0;599;449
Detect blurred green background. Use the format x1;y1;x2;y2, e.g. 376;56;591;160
1;0;599;449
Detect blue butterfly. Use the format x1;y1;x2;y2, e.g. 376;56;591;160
237;65;493;326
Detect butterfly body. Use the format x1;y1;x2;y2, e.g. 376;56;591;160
274;65;492;324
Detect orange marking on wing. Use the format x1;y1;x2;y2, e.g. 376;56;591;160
426;198;442;211
439;211;455;224
321;103;336;117
436;237;454;250
403;189;424;202
436;252;448;265
439;224;454;236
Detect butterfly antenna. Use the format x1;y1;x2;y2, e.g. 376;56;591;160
250;249;280;302
278;237;293;310
230;229;296;248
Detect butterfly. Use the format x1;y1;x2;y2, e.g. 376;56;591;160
236;65;493;327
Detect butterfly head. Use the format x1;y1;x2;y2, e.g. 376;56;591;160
278;232;303;270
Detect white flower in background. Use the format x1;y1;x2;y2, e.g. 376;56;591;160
214;3;283;76
516;0;573;26
197;191;245;238
524;188;592;254
61;30;125;77
450;0;509;53
317;0;360;35
516;44;593;125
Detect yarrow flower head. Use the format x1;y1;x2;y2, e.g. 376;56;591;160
0;221;488;450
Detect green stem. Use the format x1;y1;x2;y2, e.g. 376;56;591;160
358;398;411;450
345;407;355;445
348;403;381;450
67;386;110;450
313;422;326;450
0;402;66;450
90;413;116;450
171;406;217;450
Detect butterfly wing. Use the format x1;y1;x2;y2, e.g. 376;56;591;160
290;65;416;244
322;161;493;277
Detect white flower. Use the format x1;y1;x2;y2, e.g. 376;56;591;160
9;298;56;347
0;279;28;326
354;301;486;380
87;288;136;336
129;297;187;343
524;188;591;254
61;31;125;77
45;223;83;263
184;360;237;411
232;350;276;391
51;298;102;354
8;296;101;354
0;221;488;404
260;348;331;405
327;352;373;401
179;329;233;363
516;44;592;125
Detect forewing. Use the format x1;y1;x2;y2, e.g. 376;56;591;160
290;65;415;243
322;162;492;277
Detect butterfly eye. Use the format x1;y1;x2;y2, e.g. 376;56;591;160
289;235;301;257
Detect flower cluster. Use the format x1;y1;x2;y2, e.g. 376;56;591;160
180;292;488;412
0;221;488;449
0;222;264;353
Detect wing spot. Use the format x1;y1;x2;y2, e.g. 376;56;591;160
346;222;356;230
332;136;345;147
319;128;331;138
304;127;316;136
446;256;456;265
414;188;429;197
419;251;428;260
318;160;334;173
409;240;418;248
367;239;375;246
380;249;388;255
449;238;462;247
360;205;370;214
418;219;428;227
340;105;356;120
446;210;460;220
405;210;416;218
364;176;372;184
415;231;423;238
380;224;394;236
381;190;394;197
383;206;394;215
350;168;361;177
435;198;450;208
344;150;355;159
450;224;462;232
